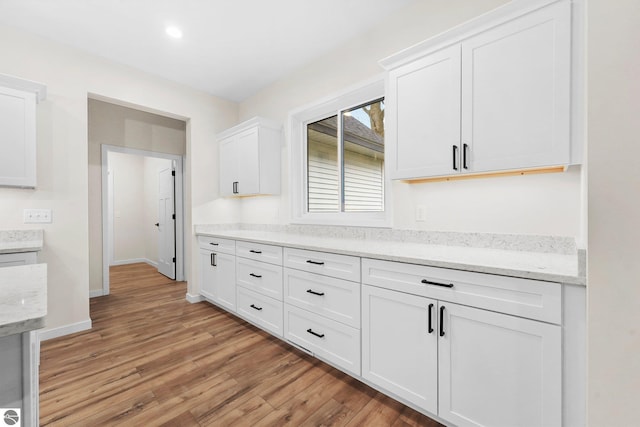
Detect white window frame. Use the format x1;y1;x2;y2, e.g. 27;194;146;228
288;76;391;227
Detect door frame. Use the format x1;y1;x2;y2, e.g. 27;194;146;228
101;144;185;295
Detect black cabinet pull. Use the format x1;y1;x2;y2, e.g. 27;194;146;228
307;328;325;338
249;273;262;278
306;260;325;266
452;145;458;170
249;250;262;254
250;304;263;311
421;279;454;288
463;143;469;169
428;303;434;334
306;289;325;296
232;181;238;194
209;242;219;246
439;306;446;337
210;253;216;267
155;222;159;227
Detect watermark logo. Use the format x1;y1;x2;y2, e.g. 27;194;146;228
1;409;20;427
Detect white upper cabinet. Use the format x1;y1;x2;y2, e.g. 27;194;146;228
218;117;281;196
382;0;575;180
0;75;46;188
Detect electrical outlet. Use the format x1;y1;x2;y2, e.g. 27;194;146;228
415;205;426;222
24;209;52;224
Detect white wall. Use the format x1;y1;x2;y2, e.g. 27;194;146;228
237;0;583;241
587;0;640;424
109;152;145;262
0;23;238;334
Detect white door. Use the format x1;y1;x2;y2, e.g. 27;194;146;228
235;127;261;195
388;43;462;179
157;165;175;279
219;135;237;196
438;302;561;427
214;252;237;312
361;285;438;414
461;1;571;173
200;249;217;301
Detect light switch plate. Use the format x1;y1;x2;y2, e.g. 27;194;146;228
24;208;52;223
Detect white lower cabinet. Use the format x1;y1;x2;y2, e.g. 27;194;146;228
363;283;561;427
438;302;561;427
284;304;360;376
199;249;236;312
362;285;438;414
236;286;283;337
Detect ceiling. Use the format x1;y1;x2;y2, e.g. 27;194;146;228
0;0;412;102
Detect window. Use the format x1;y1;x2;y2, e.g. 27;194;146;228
289;77;389;226
307;99;385;213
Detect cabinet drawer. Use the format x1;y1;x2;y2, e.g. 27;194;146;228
284;304;360;376
236;241;283;265
284;247;360;282
284;268;360;328
236;257;283;300
237;287;283;337
197;235;235;255
362;258;561;324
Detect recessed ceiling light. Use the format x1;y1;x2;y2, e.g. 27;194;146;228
166;26;183;39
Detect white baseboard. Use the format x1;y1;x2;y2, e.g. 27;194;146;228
38;319;92;342
90;289;105;298
110;258;158;267
186;293;203;303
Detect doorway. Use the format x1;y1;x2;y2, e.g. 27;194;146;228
101;145;185;295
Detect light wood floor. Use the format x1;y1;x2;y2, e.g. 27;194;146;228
39;263;442;426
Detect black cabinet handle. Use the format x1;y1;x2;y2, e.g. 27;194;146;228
232;181;238;194
249;273;262;278
210;253;216;267
306;289;325;296
306;260;325;266
249;250;262;254
155;222;159;227
428;303;434;334
452;145;458;171
250;304;262;311
463;143;469;169
209;242;219;246
421;279;454;288
439;306;446;337
307;328;325;338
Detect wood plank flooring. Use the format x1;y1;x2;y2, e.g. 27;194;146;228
39;263;442;426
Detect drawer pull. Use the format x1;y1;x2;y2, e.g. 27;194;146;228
421;279;454;288
307;328;325;338
306;260;325;266
249;273;262;278
306;289;325;296
440;306;446;337
250;304;263;311
249;250;262;254
210;253;217;267
209;242;219;246
428;303;434;334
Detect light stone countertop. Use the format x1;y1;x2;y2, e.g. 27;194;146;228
0;229;44;254
195;227;585;285
0;263;47;338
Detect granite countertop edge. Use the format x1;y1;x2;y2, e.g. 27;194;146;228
194;228;585;286
0;263;48;338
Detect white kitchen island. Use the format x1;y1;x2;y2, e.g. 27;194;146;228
0;263;47;427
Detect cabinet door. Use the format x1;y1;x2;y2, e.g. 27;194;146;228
219;136;237;196
438;302;561;427
235;127;260;195
362;285;438;414
388;44;461;179
461;1;571;173
200;249;217;301
0;86;36;187
200;249;236;312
